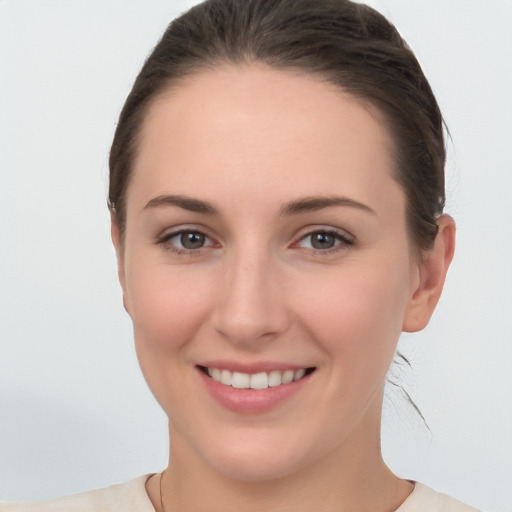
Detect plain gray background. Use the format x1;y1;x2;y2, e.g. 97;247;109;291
1;1;511;510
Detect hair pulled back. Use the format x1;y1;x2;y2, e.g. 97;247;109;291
109;0;446;250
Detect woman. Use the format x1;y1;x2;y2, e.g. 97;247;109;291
0;0;482;510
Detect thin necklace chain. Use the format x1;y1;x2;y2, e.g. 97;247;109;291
159;470;167;512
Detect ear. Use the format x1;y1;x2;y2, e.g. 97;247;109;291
110;215;130;315
402;215;456;332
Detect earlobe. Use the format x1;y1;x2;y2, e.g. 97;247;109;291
402;215;456;333
110;216;130;315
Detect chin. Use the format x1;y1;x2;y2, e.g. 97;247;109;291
191;428;322;483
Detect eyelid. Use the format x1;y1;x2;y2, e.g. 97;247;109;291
155;225;220;253
294;224;355;241
292;225;355;252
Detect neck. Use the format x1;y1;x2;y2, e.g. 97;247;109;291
156;412;412;512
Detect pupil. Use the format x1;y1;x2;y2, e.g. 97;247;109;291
181;232;205;249
311;233;335;249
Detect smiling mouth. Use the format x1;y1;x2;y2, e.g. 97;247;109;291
198;366;316;389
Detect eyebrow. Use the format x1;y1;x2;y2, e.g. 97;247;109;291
143;195;219;215
280;196;376;216
143;194;375;216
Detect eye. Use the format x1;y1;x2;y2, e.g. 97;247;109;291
177;231;206;250
296;229;354;252
157;229;216;253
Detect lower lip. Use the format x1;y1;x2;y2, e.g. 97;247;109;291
198;369;311;414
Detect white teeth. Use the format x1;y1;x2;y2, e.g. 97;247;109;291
212;368;221;381
220;369;232;386
268;370;282;387
293;368;306;381
282;370;294;384
250;372;268;389
232;372;250;389
206;367;310;388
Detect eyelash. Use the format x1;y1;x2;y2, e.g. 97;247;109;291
155;228;355;256
294;228;355;255
156;229;217;256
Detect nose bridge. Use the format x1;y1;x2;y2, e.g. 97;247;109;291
213;241;287;345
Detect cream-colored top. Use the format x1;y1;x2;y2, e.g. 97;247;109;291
0;475;481;511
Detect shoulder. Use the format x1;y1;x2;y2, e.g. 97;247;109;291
397;482;482;512
0;475;155;512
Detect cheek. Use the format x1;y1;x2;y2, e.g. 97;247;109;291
124;254;214;381
125;265;219;419
295;256;412;371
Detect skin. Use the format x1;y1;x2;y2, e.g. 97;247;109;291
112;65;455;512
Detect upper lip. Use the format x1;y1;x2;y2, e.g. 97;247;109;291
198;360;314;374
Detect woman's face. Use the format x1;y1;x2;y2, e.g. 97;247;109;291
115;65;429;481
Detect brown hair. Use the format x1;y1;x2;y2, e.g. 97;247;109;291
109;0;445;250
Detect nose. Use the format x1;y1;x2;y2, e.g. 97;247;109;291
212;248;290;347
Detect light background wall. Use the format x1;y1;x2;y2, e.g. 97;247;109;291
1;1;511;510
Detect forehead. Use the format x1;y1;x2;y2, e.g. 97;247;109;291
130;64;401;214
